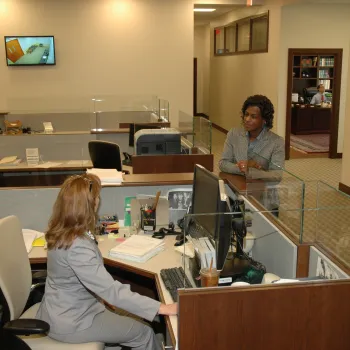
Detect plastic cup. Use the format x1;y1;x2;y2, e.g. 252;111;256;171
200;268;220;287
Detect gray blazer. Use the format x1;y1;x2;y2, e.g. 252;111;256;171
219;127;285;174
36;236;161;335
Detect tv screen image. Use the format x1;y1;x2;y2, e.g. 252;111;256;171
5;36;56;66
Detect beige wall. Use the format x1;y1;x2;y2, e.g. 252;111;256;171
0;0;193;125
208;4;282;132
277;3;350;153
194;24;210;115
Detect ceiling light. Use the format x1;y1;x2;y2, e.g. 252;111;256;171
194;8;216;12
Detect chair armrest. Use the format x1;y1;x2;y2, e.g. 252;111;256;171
4;319;49;336
32;270;47;281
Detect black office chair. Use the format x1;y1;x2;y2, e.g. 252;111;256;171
303;87;318;104
88;141;123;171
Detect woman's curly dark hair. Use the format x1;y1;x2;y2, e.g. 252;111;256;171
241;95;275;129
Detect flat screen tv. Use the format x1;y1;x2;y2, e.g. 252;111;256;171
4;36;56;66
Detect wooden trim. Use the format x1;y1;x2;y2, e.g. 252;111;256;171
285;48;343;160
212;123;228;134
339;182;350;196
336;152;343;158
214;12;269;56
296;244;311;278
194;113;209;119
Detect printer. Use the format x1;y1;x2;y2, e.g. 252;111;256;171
134;128;181;156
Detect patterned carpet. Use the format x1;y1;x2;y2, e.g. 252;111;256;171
290;134;330;153
212;129;349;268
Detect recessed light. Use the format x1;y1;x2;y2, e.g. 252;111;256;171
194;8;216;12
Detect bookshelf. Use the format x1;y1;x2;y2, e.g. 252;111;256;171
292;54;335;95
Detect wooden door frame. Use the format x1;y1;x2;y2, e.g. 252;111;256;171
285;48;343;159
193;57;198;116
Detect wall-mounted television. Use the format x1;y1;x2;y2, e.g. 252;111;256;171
4;36;56;66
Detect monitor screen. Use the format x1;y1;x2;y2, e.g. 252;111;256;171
5;36;56;66
129;123;162;147
191;165;220;236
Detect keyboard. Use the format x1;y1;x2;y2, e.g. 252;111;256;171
160;267;193;302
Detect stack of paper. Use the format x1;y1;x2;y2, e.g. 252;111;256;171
86;168;123;185
0;156;21;166
22;229;45;253
109;235;165;263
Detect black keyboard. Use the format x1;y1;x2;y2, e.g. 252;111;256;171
160;267;193;302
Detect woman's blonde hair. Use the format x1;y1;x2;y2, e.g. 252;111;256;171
46;173;101;250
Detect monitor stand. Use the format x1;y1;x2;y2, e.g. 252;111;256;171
218;252;251;286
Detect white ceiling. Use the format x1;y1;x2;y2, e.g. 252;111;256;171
194;4;252;26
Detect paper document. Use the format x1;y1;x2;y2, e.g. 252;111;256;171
22;229;45;253
109;235;165;263
0;156;17;164
35;162;62;168
87;168;123;184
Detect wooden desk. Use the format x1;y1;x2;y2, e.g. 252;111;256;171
29;236;180;348
291;105;331;134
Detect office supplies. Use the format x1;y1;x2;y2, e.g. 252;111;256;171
26;148;39;165
152;191;161;210
43;122;53;134
109;235;165;263
124;196;135;226
160;267;193;302
174;242;195;258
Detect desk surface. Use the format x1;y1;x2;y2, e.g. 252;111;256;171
0;160;93;172
29;235;180;347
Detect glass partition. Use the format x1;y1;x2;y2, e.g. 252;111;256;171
243;152;305;243
193;117;212;154
181;209;305;290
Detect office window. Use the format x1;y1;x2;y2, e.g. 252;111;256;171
214;27;225;55
214;12;269;56
225;25;236;53
251;15;268;51
237;20;250;52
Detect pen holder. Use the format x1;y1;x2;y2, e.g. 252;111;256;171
140;208;156;232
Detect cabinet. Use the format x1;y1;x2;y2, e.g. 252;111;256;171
291;105;331;135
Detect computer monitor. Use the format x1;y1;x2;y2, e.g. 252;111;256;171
128;123;162;147
191;165;232;270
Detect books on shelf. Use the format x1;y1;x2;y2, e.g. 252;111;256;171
320;57;334;67
109;235;165;263
319;80;331;90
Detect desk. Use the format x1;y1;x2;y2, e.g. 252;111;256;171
291;105;331;134
29;236;180;348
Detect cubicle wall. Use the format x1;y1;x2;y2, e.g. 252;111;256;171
0;185;192;232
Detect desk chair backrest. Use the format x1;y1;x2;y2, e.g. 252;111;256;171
303;87;318;104
88;141;122;171
0;216;32;320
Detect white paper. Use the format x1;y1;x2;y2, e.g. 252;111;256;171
316;257;339;280
35;162;62;168
22;229;45;253
87;168;123;183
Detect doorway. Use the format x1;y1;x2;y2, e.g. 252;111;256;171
285;49;343;159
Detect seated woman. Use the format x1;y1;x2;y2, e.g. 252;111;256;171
219;94;285;175
36;174;176;349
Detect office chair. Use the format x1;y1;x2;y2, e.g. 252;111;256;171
303;87;318;104
88;141;123;171
0;215;103;350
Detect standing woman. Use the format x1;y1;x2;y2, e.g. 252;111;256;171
219;95;285;175
36;174;176;349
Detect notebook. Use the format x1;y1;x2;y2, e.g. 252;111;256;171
22;229;45;253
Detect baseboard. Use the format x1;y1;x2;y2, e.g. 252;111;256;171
194;113;209;119
339;182;350;195
336;153;343;159
212;123;229;134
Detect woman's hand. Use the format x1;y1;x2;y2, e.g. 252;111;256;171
237;160;248;173
158;303;178;316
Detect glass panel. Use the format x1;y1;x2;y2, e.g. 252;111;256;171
158;99;170;122
237;20;250;52
251;16;268;51
193;117;212;154
245;153;305;243
214;27;225;54
225;25;236;53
